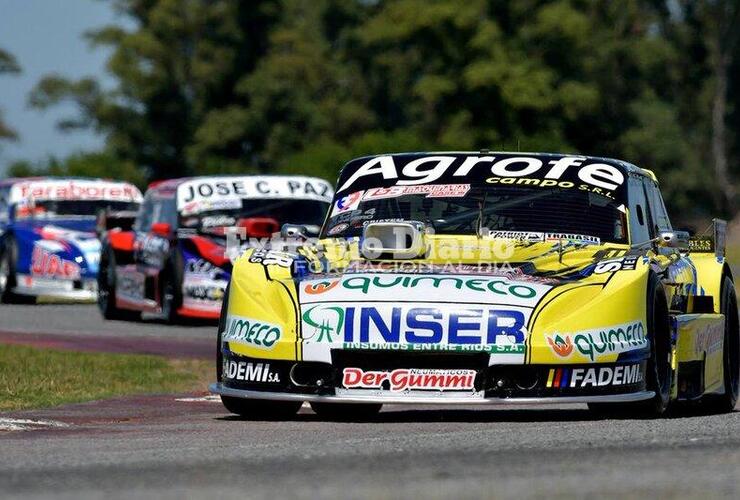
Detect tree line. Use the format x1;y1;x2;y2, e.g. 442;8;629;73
1;0;739;222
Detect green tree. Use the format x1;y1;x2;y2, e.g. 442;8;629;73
7;151;147;188
22;0;740;221
0;48;21;142
674;0;740;214
219;0;375;173
29;0;281;180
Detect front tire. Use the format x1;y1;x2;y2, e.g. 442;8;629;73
702;276;739;413
160;253;184;324
98;246;140;321
216;284;230;382
0;236;34;304
0;241;14;303
220;396;302;419
160;273;181;324
589;273;672;418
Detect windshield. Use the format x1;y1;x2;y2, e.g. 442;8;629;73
16;200;141;220
181;198;330;233
322;185;627;244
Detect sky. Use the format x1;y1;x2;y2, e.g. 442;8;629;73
0;0;126;175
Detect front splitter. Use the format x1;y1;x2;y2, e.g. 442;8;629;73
209;383;655;405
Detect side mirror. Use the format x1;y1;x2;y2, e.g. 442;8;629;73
151;222;172;238
238;217;280;238
659;230;690;250
281;223;308;240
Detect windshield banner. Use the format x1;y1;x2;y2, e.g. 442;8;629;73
177;176;333;212
336;154;628;201
10;180;143;204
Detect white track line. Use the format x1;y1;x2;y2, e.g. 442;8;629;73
175;395;221;402
0;418;70;432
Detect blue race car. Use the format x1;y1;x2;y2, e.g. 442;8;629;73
0;177;143;303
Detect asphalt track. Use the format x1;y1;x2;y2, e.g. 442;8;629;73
2;304;740;499
0;304;214;358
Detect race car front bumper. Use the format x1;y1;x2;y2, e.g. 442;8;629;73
13;274;98;302
210;350;655;405
209;383;655;405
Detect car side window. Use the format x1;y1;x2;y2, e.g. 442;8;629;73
150;199;164;229
643;178;672;233
628;176;651;245
160;196;178;227
135;194;155;232
0;187;8;223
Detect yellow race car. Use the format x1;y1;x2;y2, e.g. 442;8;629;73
210;152;738;419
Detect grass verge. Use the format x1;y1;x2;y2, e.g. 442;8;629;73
0;344;212;411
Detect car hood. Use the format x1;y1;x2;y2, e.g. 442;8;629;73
227;237;650;366
288;237;631;283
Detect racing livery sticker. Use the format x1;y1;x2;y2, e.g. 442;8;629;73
546;364;643;388
30;246;81;280
544;233;601;245
342;368;476;392
336;154;626;200
177;176;333;212
330;191;364;216
181;256;227;312
363;184;470;200
116;271;145;301
223;314;282;350
181;197;242;217
482;231;601;245
222;360;281;384
545;321;647;362
301;302;529;364
593;255;639;274
484;231;546;242
327;223;349;235
10;179;143;203
248;249;295;268
299;273;552;308
693;321;724;356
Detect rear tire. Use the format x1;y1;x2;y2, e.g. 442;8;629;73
98;246;140;321
220;396;302;419
588;273;672;418
310;402;383;421
702;276;739;413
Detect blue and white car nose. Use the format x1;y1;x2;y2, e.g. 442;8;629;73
74;237;102;274
36;226;101;275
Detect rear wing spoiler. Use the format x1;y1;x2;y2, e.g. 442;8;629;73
96;208;138;236
688;219;727;257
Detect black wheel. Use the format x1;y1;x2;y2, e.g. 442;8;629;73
98;246;140;321
160;252;184;324
0;236;34;304
589;272;672;418
0;241;13;302
220;396;302;419
309;402;383;421
160;273;182;324
702;276;739;413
